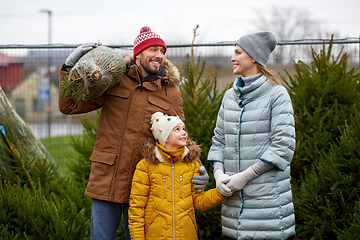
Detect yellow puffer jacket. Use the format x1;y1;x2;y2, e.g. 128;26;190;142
129;139;227;240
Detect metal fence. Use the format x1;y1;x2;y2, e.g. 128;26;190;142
1;38;359;173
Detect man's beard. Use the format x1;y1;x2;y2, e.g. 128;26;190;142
140;58;161;76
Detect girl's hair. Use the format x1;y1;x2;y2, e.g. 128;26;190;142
257;63;282;85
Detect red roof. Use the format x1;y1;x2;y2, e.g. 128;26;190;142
0;52;23;67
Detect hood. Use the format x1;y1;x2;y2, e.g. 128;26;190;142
124;55;181;87
141;138;202;165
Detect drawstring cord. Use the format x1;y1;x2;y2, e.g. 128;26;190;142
136;68;169;95
136;69;144;92
163;79;168;95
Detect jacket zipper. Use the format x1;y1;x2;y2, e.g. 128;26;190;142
238;102;245;214
238;107;244;173
172;163;175;240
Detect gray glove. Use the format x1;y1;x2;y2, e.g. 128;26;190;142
64;42;98;67
192;166;209;193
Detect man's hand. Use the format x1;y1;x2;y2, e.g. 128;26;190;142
214;169;232;196
65;42;98;67
225;167;258;192
192;166;209;193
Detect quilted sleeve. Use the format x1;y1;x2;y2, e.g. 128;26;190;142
260;86;296;170
192;164;227;211
207;91;228;163
128;160;150;240
192;188;227;211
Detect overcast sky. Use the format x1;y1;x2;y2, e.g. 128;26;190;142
1;0;360;46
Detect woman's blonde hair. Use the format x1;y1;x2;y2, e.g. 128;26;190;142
257;63;281;85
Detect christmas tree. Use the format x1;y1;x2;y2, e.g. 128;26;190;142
282;36;360;185
60;45;126;104
178;25;230;240
0;85;56;184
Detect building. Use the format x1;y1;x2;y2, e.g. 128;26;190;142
0;52;24;93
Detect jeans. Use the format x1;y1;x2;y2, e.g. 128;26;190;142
90;199;131;240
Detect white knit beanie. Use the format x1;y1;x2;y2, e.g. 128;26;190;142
235;31;277;67
150;112;184;146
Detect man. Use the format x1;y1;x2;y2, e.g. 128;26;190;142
58;26;209;240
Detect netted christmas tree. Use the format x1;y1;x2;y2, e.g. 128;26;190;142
0;85;56;186
60;45;126;104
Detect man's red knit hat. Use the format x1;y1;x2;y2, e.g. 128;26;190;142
133;26;167;58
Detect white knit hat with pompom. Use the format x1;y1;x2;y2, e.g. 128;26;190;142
150;112;184;146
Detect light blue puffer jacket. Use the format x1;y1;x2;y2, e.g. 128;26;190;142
208;75;296;240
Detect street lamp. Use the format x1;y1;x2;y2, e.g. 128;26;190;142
38;9;52;138
38;10;52;44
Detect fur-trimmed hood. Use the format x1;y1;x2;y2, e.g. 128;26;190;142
141;138;202;165
124;55;181;87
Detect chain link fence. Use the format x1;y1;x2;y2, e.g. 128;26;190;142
1;38;359;173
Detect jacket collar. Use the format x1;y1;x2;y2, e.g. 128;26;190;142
154;145;189;163
129;59;166;80
233;75;267;94
232;75;270;106
123;55;180;87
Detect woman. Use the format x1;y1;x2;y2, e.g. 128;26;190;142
208;31;296;239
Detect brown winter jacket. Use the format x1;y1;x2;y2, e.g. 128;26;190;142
58;55;184;203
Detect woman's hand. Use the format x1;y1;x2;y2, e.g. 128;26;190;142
225;167;258;192
214;169;232;196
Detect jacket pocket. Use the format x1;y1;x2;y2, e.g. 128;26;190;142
148;95;170;110
145;212;166;239
179;211;198;239
87;149;117;196
90;148;117;165
106;86;131;99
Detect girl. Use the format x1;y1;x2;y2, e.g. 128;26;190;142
129;112;227;240
208;32;296;239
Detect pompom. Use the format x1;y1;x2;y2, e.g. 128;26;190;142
140;26;151;34
150;111;164;124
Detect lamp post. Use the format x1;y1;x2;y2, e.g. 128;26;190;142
39;10;52;44
39;9;52;138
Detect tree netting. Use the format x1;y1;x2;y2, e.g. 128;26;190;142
60;45;126;104
0;85;54;174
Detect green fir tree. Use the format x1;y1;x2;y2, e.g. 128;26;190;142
0;85;92;239
294;111;360;239
178;25;230;240
66;110;99;185
281;36;360;185
0;178;91;239
0;86;58;188
281;36;360;239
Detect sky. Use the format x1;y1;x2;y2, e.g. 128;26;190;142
1;0;360;46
